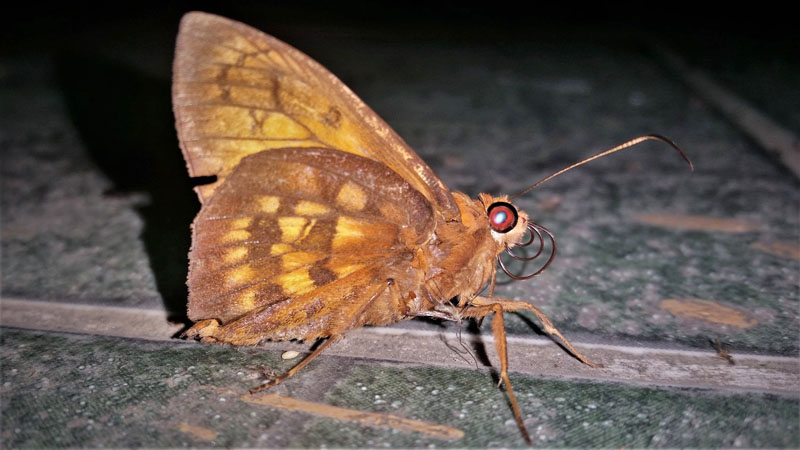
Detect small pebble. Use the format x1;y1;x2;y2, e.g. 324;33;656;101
281;350;300;360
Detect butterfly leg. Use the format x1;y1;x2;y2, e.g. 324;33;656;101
467;296;602;368
460;301;532;446
250;335;341;394
249;279;394;394
183;318;222;342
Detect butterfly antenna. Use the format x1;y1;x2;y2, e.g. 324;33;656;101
500;135;691;280
508;134;693;201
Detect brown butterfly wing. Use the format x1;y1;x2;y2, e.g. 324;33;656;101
172;11;458;220
206;267;396;344
186;147;434;343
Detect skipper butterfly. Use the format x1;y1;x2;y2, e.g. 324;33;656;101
172;12;691;444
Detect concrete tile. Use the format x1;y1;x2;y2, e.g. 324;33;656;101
2;329;796;448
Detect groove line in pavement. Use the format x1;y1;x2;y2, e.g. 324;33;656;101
2;298;797;395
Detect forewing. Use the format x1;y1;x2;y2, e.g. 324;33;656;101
187;148;434;328
173;11;458;220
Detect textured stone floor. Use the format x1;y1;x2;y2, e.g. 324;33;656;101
3;330;798;448
2;4;798;448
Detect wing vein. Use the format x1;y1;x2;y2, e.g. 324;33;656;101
175;80;277;92
181;135;324;143
195;249;397;276
180;30;269;58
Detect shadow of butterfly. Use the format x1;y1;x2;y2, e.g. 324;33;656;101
172;12;692;445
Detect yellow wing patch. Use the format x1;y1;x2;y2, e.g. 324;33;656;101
282;251;324;271
258;196;281;213
270;243;293;255
223;246;249;264
261;112;311;139
277;267;316;296
294;200;330;216
278;217;309;243
222;229;250;243
236;289;257;311
226;264;256;287
331;216;366;250
329;261;366;279
230;217;253;229
186;106;308;140
335;182;367;211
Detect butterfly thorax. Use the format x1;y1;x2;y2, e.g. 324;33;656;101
412;192;529;314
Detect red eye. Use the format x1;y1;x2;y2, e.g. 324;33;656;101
487;202;518;233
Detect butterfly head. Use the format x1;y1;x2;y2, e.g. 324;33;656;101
475;193;557;280
484;197;530;249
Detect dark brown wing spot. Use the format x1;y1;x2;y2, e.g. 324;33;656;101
323;106;342;128
309;265;337;287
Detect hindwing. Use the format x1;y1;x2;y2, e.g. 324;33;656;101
187;148;434;338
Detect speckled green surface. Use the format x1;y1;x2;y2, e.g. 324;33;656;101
1;330;282;448
2;330;797;448
305;365;798;448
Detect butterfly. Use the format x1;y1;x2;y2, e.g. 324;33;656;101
172;12;692;445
